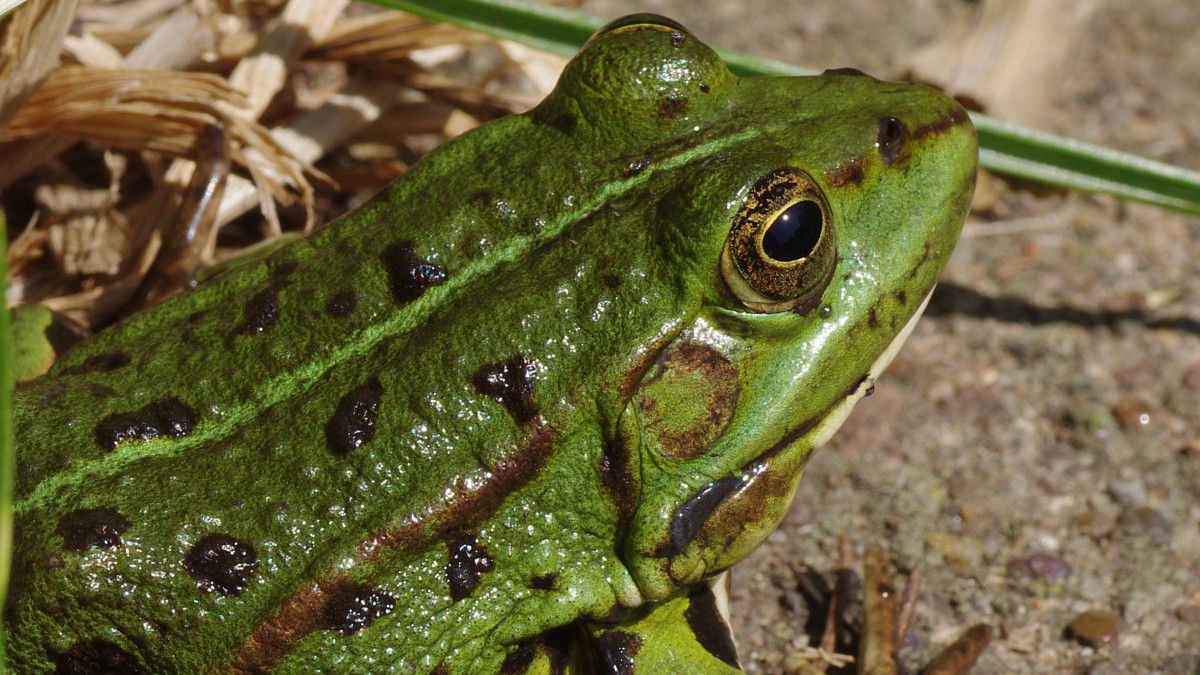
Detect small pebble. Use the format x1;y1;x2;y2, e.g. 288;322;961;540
1007;552;1072;581
1066;609;1121;647
1176;604;1200;625
1182;362;1200;391
1117;506;1173;545
1111;396;1149;427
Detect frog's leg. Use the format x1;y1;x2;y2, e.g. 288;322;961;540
581;575;742;674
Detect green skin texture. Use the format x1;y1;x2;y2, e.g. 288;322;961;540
4;17;976;674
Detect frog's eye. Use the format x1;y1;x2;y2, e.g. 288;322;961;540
720;168;836;314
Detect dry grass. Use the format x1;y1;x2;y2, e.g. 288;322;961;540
1;0;563;329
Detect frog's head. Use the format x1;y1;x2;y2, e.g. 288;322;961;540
569;17;978;600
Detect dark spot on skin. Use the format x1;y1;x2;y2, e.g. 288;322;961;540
868;307;880;330
446;534;495;602
272;261;299;281
235;287;280;336
602;273;621;289
88;384;117;399
699;82;710;93
876;116;910;164
622;158;650;177
544;110;577;134
324;378;383;455
530;573;558;590
56;508;130;552
431;668;449;675
894;289;909;306
657;96;689;120
500;627;574;675
56;640;146;675
94;397;197;450
600;436;639;522
823;67;867;77
63;352;131;376
184;534;258;596
594;630;642;675
684;584;741;667
669;31;685;46
324;290;358;318
381;241;446;304
43;313;88;355
826;160;864;187
668;477;743;556
472;356;538;424
322;584;396;635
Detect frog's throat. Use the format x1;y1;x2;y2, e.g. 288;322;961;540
810;285;934;449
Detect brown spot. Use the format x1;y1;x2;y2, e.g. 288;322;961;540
599;436;639;522
684;584;740;667
636;344;738;461
230;583;329;673
57;508;130;552
825;160;864;188
912;105;971;140
601;273;621;289
594;630;641;675
362;424;557;558
184;534;257;596
324;290;358;318
894;289;909;306
63;352;132;376
324;378;383;455
868;307;880;330
446;534;495;602
530;573;558;590
322;583;396;635
56;641;146;675
657;96;689;120
472;356;538;424
94;397;197;450
699;83;710;93
236;287;281;336
381;241;446;304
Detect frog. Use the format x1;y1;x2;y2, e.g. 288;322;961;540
3;13;977;673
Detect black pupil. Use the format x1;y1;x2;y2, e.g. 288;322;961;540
761;200;822;262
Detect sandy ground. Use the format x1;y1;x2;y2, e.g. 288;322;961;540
574;1;1200;672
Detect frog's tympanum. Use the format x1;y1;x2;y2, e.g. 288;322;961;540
5;15;976;673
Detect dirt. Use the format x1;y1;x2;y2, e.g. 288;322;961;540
574;1;1200;672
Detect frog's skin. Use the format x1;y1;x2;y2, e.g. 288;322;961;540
4;15;976;673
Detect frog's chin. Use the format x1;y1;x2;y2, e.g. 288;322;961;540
810;286;934;449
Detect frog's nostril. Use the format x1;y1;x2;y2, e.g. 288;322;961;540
876;116;910;163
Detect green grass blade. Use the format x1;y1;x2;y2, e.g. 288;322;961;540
368;0;1200;216
1;210;11;671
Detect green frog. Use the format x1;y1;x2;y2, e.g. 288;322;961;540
4;14;976;673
